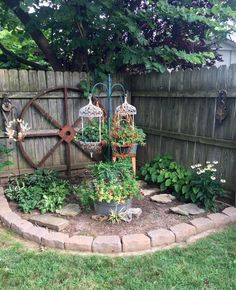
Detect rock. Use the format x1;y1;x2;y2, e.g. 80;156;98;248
91;215;108;222
142;188;161;196
29;214;70;231
150;194;176;203
170;207;189;216
170;203;205;216
56;203;81;217
120;208;142;222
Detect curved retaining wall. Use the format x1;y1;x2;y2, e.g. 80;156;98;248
1;187;236;255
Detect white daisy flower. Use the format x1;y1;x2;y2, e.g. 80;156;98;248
211;176;216;180
220;179;226;183
213;161;218;164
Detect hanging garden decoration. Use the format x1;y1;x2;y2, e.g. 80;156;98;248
115;93;137;129
110;93;145;155
75;94;105;158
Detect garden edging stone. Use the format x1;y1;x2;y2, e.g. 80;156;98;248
0;187;236;255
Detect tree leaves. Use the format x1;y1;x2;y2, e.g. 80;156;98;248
0;0;235;73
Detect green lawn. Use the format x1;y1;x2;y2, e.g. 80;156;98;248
0;226;236;290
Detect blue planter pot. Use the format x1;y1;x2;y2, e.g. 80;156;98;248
129;144;138;154
94;200;132;216
112;144;138;155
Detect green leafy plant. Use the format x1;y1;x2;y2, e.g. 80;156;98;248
108;209;123;224
74;160;142;209
140;154;190;192
140;155;225;210
186;161;225;211
75;119;108;144
110;124;146;147
5;169;72;213
0;143;13;172
1;1;236;74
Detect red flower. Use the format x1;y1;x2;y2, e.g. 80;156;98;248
116;127;121;131
112;133;119;139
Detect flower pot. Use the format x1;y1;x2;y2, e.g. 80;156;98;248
112;145;132;154
78;141;105;156
129;144;138;154
94;200;132;216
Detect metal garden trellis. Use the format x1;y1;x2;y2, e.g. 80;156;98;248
91;74;127;160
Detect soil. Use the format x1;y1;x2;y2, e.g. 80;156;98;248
8;194;210;237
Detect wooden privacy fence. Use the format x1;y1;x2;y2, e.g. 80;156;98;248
0;69;129;182
131;65;236;193
0;66;235;195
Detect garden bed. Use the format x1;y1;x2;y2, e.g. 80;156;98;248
8;192;209;237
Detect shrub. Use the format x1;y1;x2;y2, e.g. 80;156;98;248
0;144;13;172
110;124;146;146
5;169;72;213
186;161;225;210
75;119;109;143
140;155;225;210
140;154;191;192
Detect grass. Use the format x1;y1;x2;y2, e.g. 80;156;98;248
0;226;236;290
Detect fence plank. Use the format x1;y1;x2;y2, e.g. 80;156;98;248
132;66;236;193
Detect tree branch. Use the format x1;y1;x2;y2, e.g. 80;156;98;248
0;42;48;70
3;0;63;71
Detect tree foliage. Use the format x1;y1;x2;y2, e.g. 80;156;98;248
0;0;235;76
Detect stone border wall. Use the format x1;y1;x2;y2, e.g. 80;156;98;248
0;187;236;255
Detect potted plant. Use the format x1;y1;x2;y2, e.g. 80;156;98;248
110;124;146;154
77;159;142;215
75;120;108;156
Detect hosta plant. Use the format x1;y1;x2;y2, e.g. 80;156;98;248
140;155;225;210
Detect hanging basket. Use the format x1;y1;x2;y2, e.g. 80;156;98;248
78;141;105;156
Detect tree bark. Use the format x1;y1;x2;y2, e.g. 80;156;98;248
3;0;63;71
0;42;48;70
71;47;89;72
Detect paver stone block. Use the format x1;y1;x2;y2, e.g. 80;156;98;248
92;235;121;253
147;228;175;247
222;207;236;223
207;213;231;228
122;234;151;252
170;223;196;242
190;217;215;233
65;235;93;252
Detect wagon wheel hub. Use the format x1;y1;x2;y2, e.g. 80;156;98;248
59;125;76;143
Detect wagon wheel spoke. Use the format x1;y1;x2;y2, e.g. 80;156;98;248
37;139;64;167
72;118;81;128
25;129;59;138
65;143;71;175
63;87;70;124
32;101;62;129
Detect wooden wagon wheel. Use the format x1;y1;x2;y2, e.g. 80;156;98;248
18;86;86;176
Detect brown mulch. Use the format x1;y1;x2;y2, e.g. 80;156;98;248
8;195;210;237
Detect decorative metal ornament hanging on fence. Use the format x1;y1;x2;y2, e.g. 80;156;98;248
215;90;228;124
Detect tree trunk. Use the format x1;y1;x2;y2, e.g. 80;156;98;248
71;48;89;72
3;0;63;71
